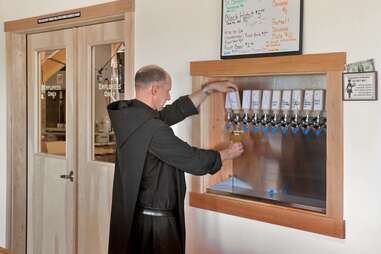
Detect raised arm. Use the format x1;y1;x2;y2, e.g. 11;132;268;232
158;80;237;125
189;80;238;110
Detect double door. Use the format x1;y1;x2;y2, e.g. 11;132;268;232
27;21;131;254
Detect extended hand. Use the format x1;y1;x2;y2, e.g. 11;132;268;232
203;80;238;94
219;142;244;161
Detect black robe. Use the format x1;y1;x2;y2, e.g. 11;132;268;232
107;96;222;254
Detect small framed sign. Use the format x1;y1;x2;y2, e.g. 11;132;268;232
221;0;303;59
342;71;378;101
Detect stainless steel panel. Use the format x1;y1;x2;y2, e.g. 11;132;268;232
207;74;327;213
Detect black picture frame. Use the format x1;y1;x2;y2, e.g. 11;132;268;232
220;0;303;59
342;71;378;101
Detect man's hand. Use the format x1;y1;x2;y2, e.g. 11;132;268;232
203;80;238;94
190;80;239;109
219;142;244;161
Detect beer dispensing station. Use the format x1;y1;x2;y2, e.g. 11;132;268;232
189;53;345;238
208;88;327;213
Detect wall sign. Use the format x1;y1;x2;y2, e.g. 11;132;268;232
342;71;378;101
221;0;303;59
37;12;81;24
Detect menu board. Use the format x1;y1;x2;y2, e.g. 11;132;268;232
221;0;303;58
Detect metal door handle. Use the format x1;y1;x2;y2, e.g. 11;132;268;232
60;171;74;182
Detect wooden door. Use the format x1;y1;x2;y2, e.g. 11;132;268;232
77;21;130;254
27;29;77;254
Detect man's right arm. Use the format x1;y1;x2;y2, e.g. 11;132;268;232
149;125;244;175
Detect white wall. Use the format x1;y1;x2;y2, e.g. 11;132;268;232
1;0;381;253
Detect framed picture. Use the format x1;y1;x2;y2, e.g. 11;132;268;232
220;0;303;59
342;71;378;101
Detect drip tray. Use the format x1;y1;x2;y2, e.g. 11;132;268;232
207;177;326;213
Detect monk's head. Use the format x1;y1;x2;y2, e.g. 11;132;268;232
135;65;172;110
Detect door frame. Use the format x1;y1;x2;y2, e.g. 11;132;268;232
5;1;135;253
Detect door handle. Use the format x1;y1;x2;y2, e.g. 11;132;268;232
60;171;74;182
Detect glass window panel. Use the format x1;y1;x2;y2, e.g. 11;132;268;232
92;43;125;163
39;49;67;156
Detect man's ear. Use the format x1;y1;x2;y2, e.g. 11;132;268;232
151;83;158;96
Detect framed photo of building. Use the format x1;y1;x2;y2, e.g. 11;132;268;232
342;71;378;101
221;0;303;59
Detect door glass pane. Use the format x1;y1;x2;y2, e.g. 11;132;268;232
92;43;125;162
39;49;67;156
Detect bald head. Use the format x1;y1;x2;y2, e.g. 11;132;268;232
135;65;169;89
134;65;172;110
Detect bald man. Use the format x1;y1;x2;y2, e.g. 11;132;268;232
107;65;244;254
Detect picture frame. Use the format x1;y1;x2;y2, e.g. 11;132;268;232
342;71;378;101
220;0;303;59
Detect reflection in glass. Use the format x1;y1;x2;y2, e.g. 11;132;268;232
92;43;125;163
39;49;67;156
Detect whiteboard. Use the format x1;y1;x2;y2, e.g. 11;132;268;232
221;0;303;58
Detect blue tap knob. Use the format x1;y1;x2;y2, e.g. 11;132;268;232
281;127;288;136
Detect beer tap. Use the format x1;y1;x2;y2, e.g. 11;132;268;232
301;90;314;135
260;90;272;134
224;93;234;133
227;91;242;136
251;90;262;134
290;90;303;135
280;90;292;136
242;90;252;133
312;90;326;136
270;90;282;134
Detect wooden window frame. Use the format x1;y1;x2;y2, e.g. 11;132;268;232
5;1;135;253
189;52;345;238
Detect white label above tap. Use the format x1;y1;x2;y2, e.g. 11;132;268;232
262;90;272;111
228;91;241;111
251;90;262;111
303;90;314;111
291;90;303;111
271;90;281;111
225;93;232;110
313;90;325;111
242;90;252;111
281;90;292;111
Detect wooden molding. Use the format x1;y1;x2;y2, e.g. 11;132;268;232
190;192;345;238
0;247;15;254
190;52;346;76
4;0;134;33
6;32;27;254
